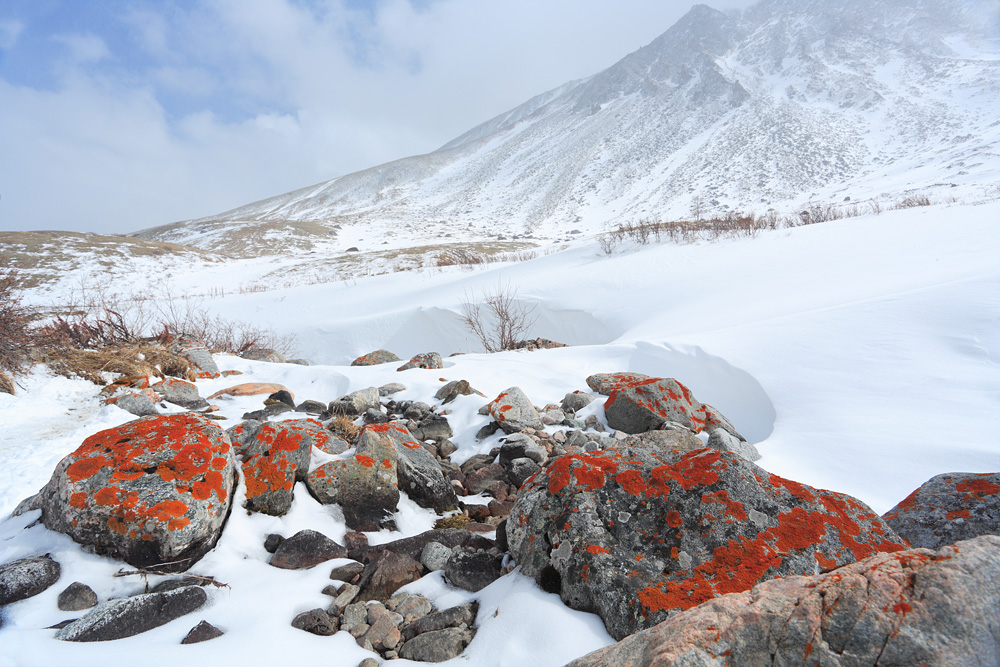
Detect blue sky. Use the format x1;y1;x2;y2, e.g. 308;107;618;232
0;0;754;234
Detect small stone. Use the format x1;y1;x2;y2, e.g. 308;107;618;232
57;582;98;612
329;561;365;583
0;555;61;605
181;620;224;644
291;608;337;636
263;534;285;554
269;530;347;570
421;542;452;572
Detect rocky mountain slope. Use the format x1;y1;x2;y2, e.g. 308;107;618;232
135;0;1000;255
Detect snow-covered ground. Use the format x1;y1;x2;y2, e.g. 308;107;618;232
1;200;998;665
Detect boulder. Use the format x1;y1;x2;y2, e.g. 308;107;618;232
401;601;478;640
391;425;459;512
445;550;503;592
387;592;433;623
150;378;208;411
265;389;296;409
306;423;401;531
465;463;508;495
239;348;285;363
351;349;401;366
207;383;292;401
883;472;1000;549
291;608;337;636
37;414;236;571
227;419;320;516
269;529;347;570
586;372;653;395
411;414;453;442
565;535;1000;667
420;542;452;572
397;352;444;371
168;335;220;380
378;383;406;396
328;387;381;416
434;380;483;404
329;561;365;583
295;399;327;414
0;555;61;605
603;377;703;435
56;586;207;642
561;391;594;413
241;404;292;421
706;428;760;462
399;627;475;662
486;387;543;434
356;550;424;602
57;581;98;611
104;388;160;417
351;529;495;565
507;445;905;640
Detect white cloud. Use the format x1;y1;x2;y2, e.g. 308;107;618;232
0;20;23;50
52;32;112;64
0;0;757;234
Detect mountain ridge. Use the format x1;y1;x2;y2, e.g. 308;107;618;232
135;0;1000;255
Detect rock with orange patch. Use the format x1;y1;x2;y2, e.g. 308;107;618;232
883;472;1000;549
390;425;459;513
207;383;292;400
565;535;1000;667
604;377;703;435
168;335;220;379
36;414;236;571
352;349;402;366
486;387;543;434
507;444;905;640
150;377;208;411
586;372;654;395
306;423;401;531
227;419;329;516
396;352;443;371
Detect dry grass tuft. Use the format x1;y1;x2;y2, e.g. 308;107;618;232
0;370;13;395
434;514;472;529
40;344;195;385
328;415;362;444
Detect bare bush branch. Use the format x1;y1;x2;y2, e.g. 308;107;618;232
461;281;538;353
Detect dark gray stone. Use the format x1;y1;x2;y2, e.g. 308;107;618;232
329;561;364;583
399;627;474;662
181;619;223;644
445;550;502;592
56;586;207;642
291;608;337;636
269;530;347;570
57;581;98;611
0;555;61;605
561;391;595;413
356;550;424;602
401;601;478;640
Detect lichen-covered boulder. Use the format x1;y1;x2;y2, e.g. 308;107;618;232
352;349;402;366
227;419;326;516
586;372;653;395
507;445;905;640
565;535;1000;667
168;335;220;380
150;378;208;411
306;423;401;531
37;414;236;571
486;387;543;434
397;352;443;371
883;472;1000;549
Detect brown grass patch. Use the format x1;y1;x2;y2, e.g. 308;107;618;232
434;514;472;529
39;344;195;385
0;370;13;395
328;415;362;444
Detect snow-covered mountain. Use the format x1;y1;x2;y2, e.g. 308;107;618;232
135;0;1000;255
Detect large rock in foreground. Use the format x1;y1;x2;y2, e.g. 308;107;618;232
37;414;236;571
883;472;1000;549
56;586;207;642
565;535;1000;667
307;424;402;531
508;445;905;640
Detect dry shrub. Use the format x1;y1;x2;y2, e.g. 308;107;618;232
434;514;472;529
461;281;538;353
328;415;361;444
0;370;13;395
0;270;33;374
41;344;194;385
895;194;932;208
